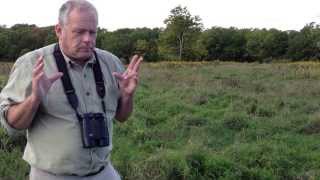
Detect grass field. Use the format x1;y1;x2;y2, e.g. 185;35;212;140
1;61;320;179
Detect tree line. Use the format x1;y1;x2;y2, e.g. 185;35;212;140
0;6;319;63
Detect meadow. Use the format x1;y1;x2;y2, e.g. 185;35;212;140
1;61;320;179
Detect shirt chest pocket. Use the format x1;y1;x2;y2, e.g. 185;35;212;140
84;79;119;122
43;75;119;119
43;81;75;116
102;82;119;113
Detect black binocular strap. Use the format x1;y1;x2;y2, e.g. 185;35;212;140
92;52;106;113
53;44;106;118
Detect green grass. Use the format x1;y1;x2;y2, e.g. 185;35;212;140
2;61;320;179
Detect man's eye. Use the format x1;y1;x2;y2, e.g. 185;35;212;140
74;30;84;34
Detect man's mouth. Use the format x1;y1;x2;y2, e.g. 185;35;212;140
79;47;92;52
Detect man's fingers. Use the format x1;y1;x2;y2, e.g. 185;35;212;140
113;72;124;81
127;55;139;70
124;72;138;81
33;72;44;85
32;61;44;77
33;55;45;76
48;72;63;83
35;55;44;67
132;56;143;72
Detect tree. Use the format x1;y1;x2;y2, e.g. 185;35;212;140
245;29;268;60
98;28;160;63
101;28;135;63
129;28;160;61
197;27;247;61
159;6;202;60
0;28;10;60
261;29;288;60
287;23;320;60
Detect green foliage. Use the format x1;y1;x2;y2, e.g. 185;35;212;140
0;24;56;61
0;128;26;152
0;21;320;62
0;149;29;180
0;128;28;180
199;27;248;61
98;28;160;63
286;23;320;61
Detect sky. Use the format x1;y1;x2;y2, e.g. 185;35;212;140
0;0;319;31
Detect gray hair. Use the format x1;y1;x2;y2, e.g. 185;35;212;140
58;0;98;26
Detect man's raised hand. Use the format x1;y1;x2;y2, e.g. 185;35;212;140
31;55;63;101
113;55;143;97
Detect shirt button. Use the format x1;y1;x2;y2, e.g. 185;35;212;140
84;74;87;78
86;92;90;96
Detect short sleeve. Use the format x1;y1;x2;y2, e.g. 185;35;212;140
111;55;125;74
0;56;33;136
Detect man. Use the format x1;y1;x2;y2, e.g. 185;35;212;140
0;0;142;179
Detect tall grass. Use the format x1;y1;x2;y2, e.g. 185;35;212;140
1;61;320;179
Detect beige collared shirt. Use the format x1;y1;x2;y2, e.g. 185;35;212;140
0;43;124;176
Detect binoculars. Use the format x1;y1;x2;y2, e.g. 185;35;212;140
80;113;109;148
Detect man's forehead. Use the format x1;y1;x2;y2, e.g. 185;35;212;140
69;7;97;19
66;24;97;31
67;12;97;27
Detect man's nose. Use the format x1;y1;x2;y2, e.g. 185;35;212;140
83;32;93;42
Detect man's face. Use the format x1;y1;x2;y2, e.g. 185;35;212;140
56;8;97;61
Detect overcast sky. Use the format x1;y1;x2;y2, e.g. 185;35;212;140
0;0;319;31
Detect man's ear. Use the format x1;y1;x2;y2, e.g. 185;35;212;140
55;24;62;38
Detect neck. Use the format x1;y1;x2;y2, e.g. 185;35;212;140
69;56;91;67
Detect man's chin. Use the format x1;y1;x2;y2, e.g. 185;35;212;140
71;53;92;62
79;51;92;57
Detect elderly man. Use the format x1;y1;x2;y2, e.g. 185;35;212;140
0;0;142;179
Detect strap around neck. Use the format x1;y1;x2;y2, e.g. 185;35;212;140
53;44;107;115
